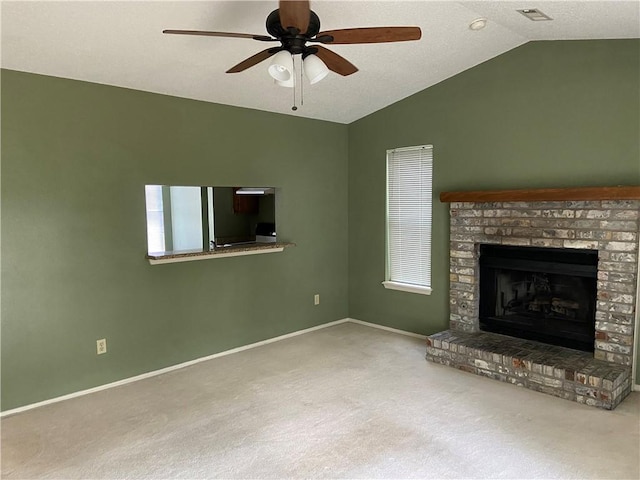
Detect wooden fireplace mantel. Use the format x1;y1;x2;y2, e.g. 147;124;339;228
439;186;640;203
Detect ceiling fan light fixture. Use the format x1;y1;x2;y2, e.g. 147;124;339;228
303;54;329;85
275;77;294;88
268;50;294;82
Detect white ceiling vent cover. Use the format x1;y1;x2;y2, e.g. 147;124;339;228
517;9;553;21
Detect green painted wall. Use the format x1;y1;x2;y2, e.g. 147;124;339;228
1;70;349;410
3;40;640;411
348;40;640;379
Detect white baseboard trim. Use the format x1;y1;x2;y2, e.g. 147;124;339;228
347;318;427;340
1;318;351;418
6;316;633;416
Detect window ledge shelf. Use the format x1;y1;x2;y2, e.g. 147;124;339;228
146;242;295;265
382;281;432;295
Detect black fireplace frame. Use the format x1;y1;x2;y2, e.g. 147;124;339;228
479;244;598;352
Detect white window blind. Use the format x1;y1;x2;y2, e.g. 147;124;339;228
384;145;433;295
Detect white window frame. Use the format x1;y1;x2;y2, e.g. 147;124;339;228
382;145;433;295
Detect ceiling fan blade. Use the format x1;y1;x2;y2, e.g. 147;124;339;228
226;48;280;73
316;27;421;44
313;46;358;76
163;30;274;42
279;0;310;34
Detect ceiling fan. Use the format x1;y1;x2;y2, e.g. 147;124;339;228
163;0;422;83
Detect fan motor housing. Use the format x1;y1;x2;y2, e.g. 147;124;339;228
266;9;321;44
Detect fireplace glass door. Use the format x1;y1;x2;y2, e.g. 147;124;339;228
479;245;598;352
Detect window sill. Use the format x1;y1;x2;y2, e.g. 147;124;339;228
382;281;432;295
146;242;295;265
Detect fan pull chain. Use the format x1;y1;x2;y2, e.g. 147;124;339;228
300;57;304;107
291;55;298;111
291;84;297;111
290;54;306;111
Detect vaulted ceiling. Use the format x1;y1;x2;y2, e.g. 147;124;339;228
2;1;638;124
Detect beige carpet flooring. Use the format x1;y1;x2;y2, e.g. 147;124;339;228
2;322;639;479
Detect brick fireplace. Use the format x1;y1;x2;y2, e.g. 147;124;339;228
426;186;640;409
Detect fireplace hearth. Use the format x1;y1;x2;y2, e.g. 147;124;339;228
425;186;640;409
479;244;597;352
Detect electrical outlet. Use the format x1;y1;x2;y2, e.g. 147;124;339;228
96;338;107;355
314;294;320;305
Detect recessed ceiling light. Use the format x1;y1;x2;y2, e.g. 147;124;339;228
517;8;553;21
469;18;488;31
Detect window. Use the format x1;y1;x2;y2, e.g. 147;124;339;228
168;186;204;251
145;185;166;253
383;145;433;295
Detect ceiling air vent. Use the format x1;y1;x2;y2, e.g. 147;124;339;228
517;8;553;21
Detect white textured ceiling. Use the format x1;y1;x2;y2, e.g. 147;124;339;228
2;1;639;124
